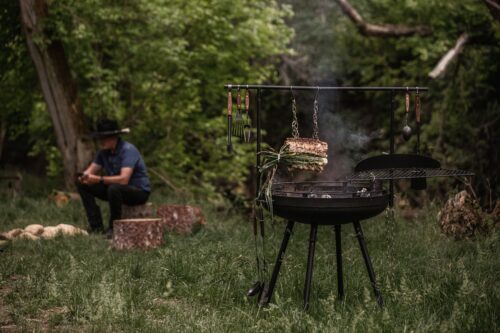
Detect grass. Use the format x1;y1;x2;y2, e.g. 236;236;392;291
0;191;498;332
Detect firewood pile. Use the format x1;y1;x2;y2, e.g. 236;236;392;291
438;191;487;238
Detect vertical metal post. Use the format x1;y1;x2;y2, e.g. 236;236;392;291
353;221;384;306
304;223;318;311
334;224;344;300
259;220;295;307
389;90;395;207
255;88;266;276
256;88;262;195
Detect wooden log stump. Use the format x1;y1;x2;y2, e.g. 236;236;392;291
122;203;155;219
113;218;164;250
157;205;206;235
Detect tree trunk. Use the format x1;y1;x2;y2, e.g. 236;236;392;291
19;0;93;190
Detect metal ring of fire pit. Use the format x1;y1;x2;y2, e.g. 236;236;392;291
270;181;390;225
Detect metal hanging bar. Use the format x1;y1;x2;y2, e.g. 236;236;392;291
225;84;428;92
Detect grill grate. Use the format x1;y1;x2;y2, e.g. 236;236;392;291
347;168;474;181
272;181;386;199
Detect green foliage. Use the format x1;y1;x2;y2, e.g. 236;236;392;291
2;0;292;198
38;0;293;198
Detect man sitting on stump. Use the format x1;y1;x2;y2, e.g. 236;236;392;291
77;119;151;238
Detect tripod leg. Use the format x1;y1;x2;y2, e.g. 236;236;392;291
258;220;295;307
303;223;318;311
334;224;344;300
353;221;384;306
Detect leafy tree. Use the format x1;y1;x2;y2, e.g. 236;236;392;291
9;0;293;199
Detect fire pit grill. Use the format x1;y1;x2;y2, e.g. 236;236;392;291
270;181;390;224
224;84;473;311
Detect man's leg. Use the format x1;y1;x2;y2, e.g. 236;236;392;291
76;182;108;232
106;184;150;230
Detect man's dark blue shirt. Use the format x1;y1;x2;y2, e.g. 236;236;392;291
94;139;151;192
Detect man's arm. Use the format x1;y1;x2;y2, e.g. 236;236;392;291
84;163;102;176
83;167;133;186
101;167;133;185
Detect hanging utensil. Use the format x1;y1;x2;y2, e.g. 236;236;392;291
411;88;427;190
243;89;252;143
227;89;233;152
232;89;244;139
402;87;412;141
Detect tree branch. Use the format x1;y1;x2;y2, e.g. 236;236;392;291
484;0;500;21
428;32;469;79
334;0;432;37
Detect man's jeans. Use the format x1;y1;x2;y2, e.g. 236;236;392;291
77;183;150;231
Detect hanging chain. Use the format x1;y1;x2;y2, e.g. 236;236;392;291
415;89;421;123
291;91;299;138
405;87;410;125
312;89;320;140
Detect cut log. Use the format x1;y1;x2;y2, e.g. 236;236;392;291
122;203;155;219
157;205;206;235
113;218;164;250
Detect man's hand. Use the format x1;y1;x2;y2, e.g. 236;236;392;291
78;163;102;184
77;172;89;184
80;174;100;185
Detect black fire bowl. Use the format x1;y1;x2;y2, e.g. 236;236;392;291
271;194;391;225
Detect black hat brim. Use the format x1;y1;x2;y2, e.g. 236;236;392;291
91;128;130;138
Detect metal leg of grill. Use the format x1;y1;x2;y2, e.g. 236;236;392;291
259;220;295;307
334;224;344;300
353;221;384;307
304;223;318;311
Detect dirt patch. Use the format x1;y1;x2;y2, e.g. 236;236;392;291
39;306;69;322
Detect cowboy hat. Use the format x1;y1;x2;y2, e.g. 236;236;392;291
91;119;130;138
